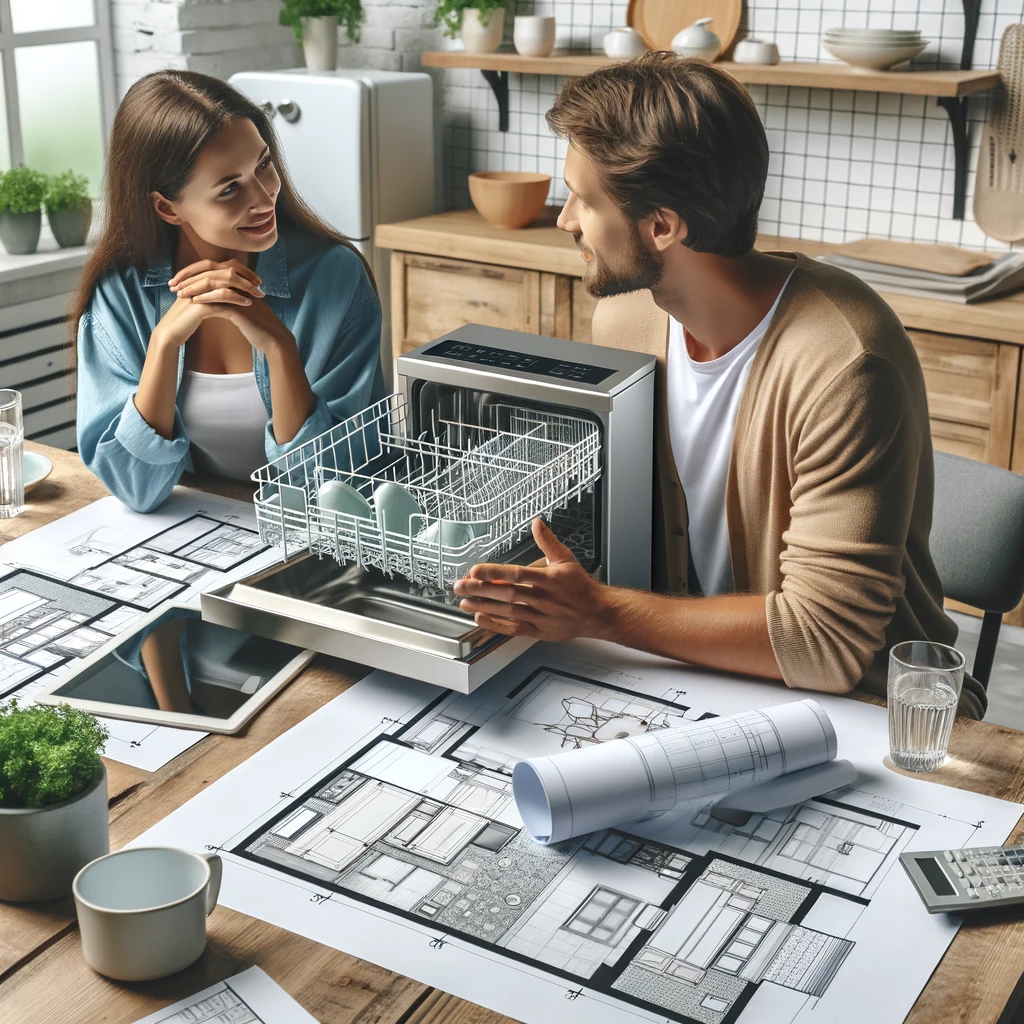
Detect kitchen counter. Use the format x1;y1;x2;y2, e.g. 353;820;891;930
375;209;1024;347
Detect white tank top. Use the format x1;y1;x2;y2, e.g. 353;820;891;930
178;370;269;481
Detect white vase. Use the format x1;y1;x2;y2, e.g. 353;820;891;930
0;766;109;902
513;15;556;57
301;15;339;72
461;7;506;54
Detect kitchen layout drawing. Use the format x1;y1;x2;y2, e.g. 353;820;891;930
238;668;910;1024
146;983;264;1023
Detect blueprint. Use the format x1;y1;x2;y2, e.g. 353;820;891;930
130;966;317;1023
514;699;839;843
0;490;281;770
131;640;1024;1024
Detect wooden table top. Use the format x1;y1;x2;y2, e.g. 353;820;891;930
3;443;1024;1024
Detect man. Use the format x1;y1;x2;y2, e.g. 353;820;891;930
453;53;985;718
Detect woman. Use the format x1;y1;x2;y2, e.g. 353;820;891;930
74;70;385;513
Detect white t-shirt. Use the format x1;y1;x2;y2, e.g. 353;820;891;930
666;277;792;596
178;370;269;482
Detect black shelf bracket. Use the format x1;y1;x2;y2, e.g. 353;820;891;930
937;96;970;220
481;69;510;131
960;0;982;71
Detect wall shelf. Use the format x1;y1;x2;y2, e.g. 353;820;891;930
421;50;1002;220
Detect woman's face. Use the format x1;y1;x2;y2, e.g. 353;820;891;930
152;117;281;254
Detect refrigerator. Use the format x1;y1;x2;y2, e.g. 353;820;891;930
229;69;437;376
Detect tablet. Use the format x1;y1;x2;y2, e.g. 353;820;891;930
36;603;315;734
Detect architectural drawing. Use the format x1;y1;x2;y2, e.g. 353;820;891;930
238;668;878;1024
145;984;262;1023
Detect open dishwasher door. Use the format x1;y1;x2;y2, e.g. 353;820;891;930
202;554;533;694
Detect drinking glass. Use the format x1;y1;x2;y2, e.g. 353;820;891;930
0;389;24;518
888;641;964;773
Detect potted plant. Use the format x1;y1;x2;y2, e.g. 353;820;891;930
0;701;110;902
280;0;364;72
44;170;93;249
0;166;47;256
433;0;508;53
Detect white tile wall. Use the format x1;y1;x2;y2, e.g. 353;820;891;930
116;0;1024;250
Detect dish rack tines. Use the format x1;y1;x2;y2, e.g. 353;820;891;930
250;394;602;588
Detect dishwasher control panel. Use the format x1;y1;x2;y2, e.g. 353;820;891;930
424;339;616;385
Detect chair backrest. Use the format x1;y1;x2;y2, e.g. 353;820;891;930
930;451;1024;613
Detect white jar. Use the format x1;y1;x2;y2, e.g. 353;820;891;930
670;17;721;61
603;27;647;59
514;15;556;57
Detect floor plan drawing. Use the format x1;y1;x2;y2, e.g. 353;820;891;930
131;643;1024;1024
129;966;317;1024
0;492;281;770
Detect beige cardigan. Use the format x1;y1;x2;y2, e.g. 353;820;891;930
591;253;985;717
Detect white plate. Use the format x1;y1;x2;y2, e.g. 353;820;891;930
24;450;52;492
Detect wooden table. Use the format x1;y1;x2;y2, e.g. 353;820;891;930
3;442;1024;1024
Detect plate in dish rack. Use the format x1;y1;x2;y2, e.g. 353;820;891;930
626;0;742;54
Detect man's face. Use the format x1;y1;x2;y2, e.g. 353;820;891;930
556;143;663;298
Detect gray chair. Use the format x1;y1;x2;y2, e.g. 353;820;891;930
930;451;1024;688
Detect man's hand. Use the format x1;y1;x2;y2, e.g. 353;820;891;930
453;518;609;641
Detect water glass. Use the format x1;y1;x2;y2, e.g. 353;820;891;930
888;641;965;773
0;389;24;518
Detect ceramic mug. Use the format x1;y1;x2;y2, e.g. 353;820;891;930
73;846;222;981
513;15;556;57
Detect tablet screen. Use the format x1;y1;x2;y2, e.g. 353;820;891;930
48;607;305;721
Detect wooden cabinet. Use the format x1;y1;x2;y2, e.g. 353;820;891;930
906;330;1020;468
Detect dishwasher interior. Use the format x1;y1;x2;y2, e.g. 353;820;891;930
202;326;655;692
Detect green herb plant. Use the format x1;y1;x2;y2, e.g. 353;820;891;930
432;0;507;40
44;170;91;213
279;0;363;43
0;166;47;215
0;701;109;809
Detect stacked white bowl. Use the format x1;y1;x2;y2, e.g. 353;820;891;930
822;27;927;71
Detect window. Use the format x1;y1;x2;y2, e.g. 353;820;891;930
0;0;115;193
565;887;641;944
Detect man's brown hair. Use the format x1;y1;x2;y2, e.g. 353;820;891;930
546;53;769;258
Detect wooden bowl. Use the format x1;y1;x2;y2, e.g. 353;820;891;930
468;171;552;230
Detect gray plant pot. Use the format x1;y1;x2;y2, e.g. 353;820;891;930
0;766;109;902
0;209;41;255
48;201;92;248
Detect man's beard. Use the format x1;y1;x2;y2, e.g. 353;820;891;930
577;221;663;298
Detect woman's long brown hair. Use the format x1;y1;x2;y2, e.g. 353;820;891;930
71;69;375;341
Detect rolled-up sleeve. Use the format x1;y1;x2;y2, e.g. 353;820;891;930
263;267;385;463
766;354;918;693
77;311;189;513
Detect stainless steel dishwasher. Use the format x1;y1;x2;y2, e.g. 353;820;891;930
202;325;655;692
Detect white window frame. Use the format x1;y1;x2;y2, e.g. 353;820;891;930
0;0;116;169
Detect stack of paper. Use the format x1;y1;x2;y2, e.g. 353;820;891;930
817;240;1024;303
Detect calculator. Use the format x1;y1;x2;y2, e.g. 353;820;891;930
900;846;1024;912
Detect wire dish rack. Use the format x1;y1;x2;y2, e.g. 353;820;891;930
252;393;601;589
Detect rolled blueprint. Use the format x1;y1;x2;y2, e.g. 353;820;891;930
512;698;837;844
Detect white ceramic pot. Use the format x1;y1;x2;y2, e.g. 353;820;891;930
0;766;109;902
461;7;506;54
74;846;222;981
301;15;339;72
671;17;721;60
603;27;647;59
513;15;556;57
733;38;780;65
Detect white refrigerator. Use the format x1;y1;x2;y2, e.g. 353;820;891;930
229;69;437;374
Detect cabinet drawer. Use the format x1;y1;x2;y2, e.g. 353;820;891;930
906;330;1019;468
392;254;540;359
2;346;72;390
0;321;66;366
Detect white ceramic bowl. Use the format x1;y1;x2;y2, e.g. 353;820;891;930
603;27;646;59
733;38;780;65
513;15;556;58
823;39;927;71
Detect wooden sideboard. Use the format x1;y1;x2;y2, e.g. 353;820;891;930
376;209;1024;625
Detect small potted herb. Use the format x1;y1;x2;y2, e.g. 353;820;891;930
279;0;364;71
0;166;47;255
44;170;93;249
0;701;110;902
433;0;508;53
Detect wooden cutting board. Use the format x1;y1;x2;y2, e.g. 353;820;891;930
626;0;742;54
828;238;996;276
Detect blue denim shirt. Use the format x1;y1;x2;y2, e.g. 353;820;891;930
77;231;385;513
